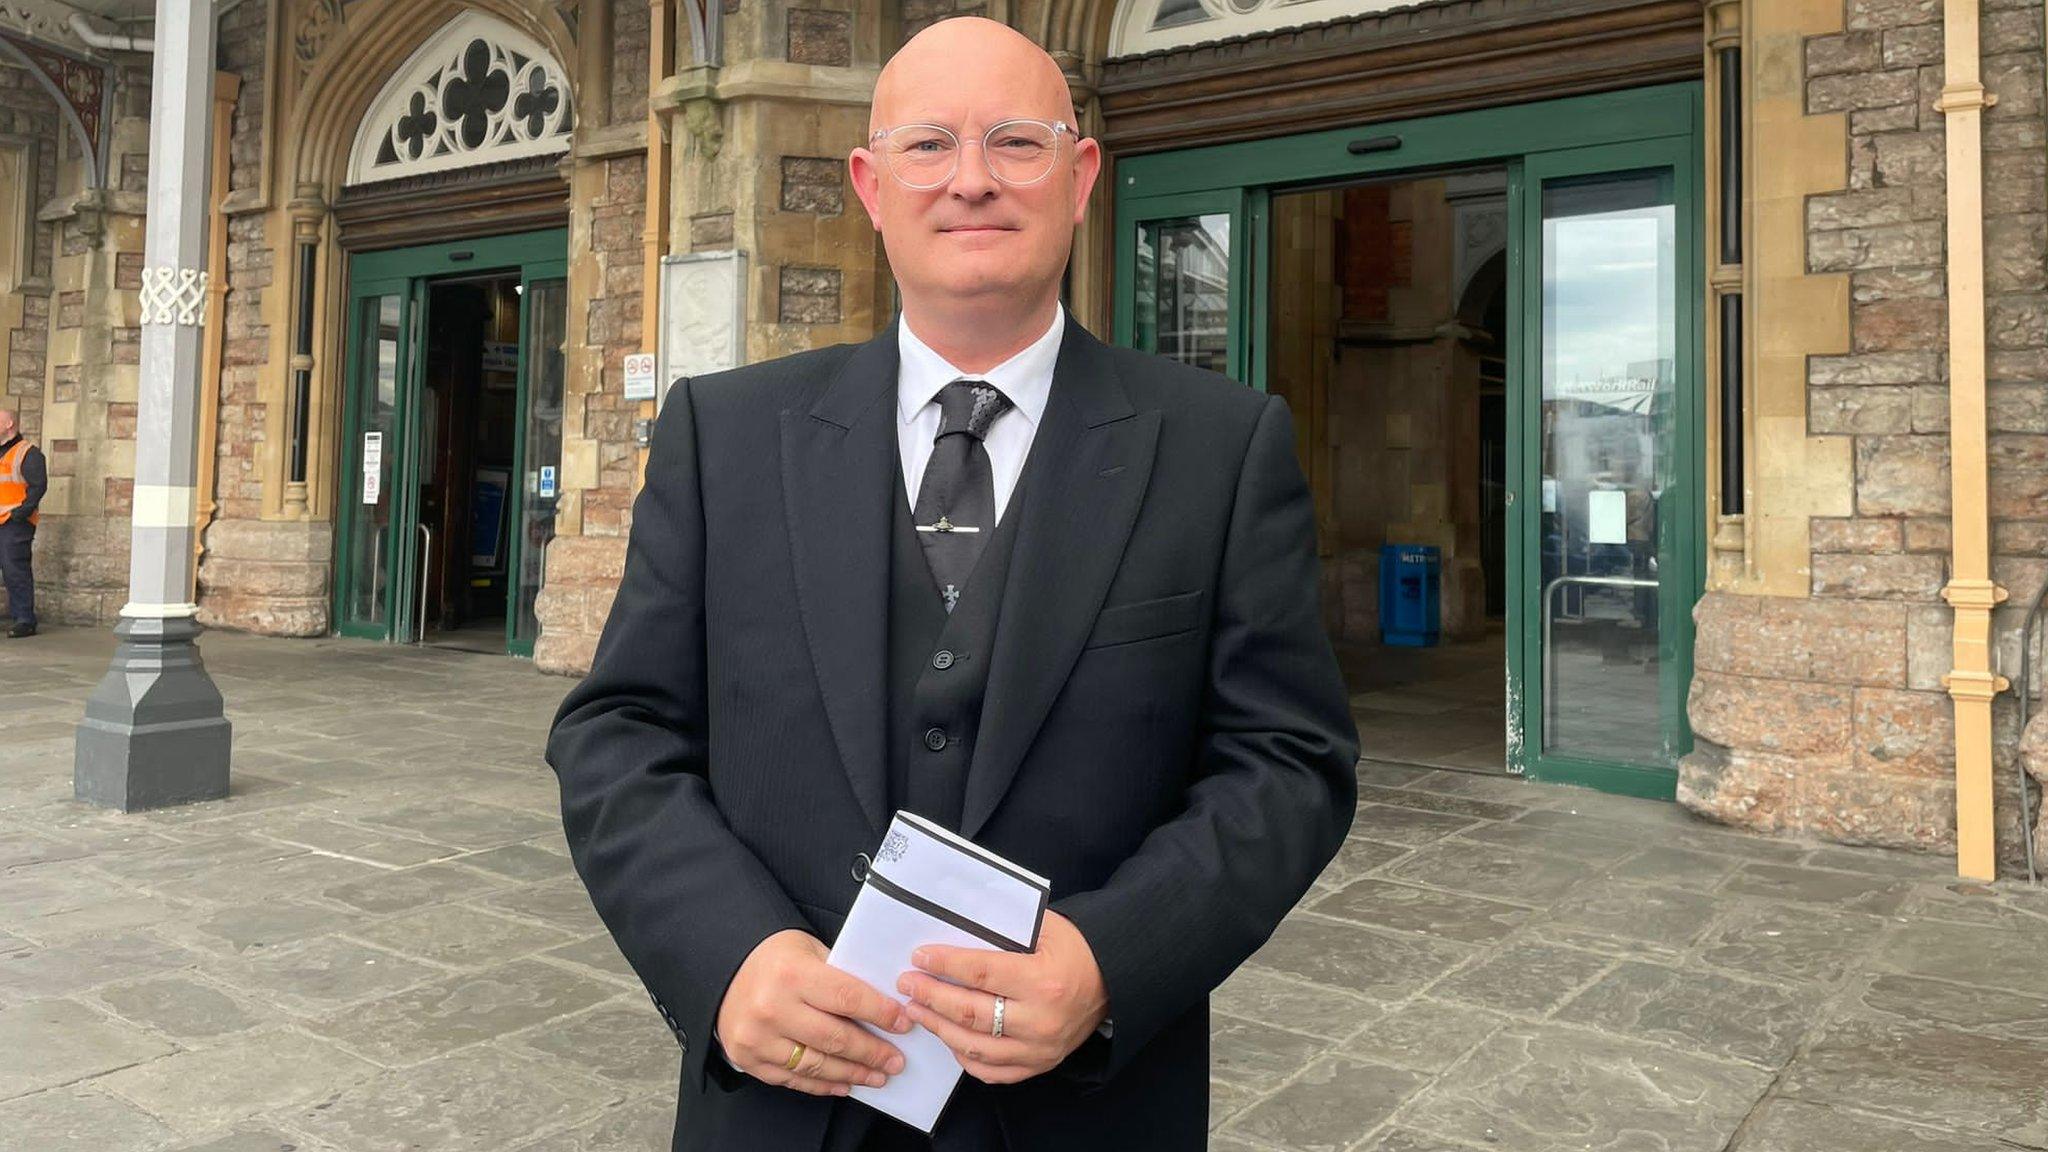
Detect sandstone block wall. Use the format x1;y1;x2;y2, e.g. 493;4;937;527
535;1;655;674
1682;0;2048;871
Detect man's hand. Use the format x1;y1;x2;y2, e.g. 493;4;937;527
716;929;913;1097
896;910;1108;1085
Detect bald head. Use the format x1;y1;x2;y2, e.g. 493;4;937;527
0;410;15;438
871;17;1075;134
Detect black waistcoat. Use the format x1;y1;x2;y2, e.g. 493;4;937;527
884;472;1026;833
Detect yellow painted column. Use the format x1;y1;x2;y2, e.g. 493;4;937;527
1936;0;2007;881
645;0;675;349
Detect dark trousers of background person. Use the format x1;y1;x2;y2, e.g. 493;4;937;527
0;519;34;628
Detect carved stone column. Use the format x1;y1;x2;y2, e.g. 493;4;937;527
74;0;232;811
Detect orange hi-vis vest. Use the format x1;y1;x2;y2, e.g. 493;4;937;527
0;437;37;526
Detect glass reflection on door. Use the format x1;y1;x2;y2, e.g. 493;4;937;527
1135;214;1231;374
342;293;404;632
1538;170;1676;767
514;278;566;649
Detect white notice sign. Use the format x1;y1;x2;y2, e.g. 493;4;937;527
361;432;382;505
659;251;747;409
1587;489;1627;545
623;353;658;402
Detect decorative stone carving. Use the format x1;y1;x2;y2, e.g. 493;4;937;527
345;11;573;186
294;0;342;78
1110;0;1419;58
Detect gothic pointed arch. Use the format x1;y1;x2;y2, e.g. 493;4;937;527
344;9;573;186
286;0;574;197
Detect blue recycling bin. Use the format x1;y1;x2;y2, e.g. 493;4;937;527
1379;544;1441;648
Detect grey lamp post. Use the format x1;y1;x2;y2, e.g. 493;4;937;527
74;0;232;810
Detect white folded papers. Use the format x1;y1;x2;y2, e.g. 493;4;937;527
826;810;1050;1133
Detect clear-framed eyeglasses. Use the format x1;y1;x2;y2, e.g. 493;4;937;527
869;118;1078;191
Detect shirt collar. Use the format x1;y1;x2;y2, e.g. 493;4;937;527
897;304;1065;427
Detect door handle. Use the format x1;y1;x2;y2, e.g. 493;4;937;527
416;523;433;644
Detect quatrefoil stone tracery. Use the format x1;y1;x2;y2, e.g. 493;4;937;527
139;267;207;328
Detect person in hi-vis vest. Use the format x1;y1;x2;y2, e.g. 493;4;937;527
0;408;46;638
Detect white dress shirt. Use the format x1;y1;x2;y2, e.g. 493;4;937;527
897;305;1064;523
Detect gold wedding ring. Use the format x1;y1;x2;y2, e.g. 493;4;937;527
784;1042;807;1072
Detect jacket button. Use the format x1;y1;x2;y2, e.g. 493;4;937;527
923;728;948;751
851;852;871;882
932;649;956;670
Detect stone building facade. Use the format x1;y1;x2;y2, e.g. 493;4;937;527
2;0;2045;875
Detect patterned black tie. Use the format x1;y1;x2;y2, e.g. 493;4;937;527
914;379;1013;612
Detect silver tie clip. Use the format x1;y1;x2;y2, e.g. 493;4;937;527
915;515;979;534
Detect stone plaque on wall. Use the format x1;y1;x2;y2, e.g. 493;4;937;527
659;250;748;408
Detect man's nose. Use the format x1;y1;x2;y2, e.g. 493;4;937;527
945;144;1000;199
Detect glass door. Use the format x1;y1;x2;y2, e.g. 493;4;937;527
508;269;567;656
335;228;569;653
1510;139;1702;794
335;280;424;641
1116;189;1257;383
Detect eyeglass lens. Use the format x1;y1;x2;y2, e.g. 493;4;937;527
882;121;1062;188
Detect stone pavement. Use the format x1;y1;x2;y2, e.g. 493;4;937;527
4;627;2048;1152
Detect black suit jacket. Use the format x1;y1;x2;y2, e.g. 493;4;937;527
546;316;1359;1151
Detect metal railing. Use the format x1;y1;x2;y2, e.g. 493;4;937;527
1542;575;1659;746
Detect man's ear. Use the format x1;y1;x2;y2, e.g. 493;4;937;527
849;150;886;233
1069;139;1103;226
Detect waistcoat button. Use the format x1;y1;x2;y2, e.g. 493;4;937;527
923;727;948;751
932;650;956;670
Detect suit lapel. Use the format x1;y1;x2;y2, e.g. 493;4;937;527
781;326;899;838
962;320;1160;839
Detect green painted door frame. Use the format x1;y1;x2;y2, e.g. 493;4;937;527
1112;84;1705;799
334;228;569;656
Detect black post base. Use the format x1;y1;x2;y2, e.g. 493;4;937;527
74;615;232;812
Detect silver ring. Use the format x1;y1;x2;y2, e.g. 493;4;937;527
990;994;1005;1038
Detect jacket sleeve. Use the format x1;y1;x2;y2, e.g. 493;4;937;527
1051;393;1359;1084
545;377;808;1093
17;446;44;519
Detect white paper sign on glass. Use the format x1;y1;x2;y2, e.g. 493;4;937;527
1587;488;1628;545
361;432;382;505
826;811;1049;1134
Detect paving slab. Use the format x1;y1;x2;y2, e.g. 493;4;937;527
92;1026;379;1137
1382;841;1594;907
288;1045;622;1152
1398;1023;1775;1152
1223;1056;1430;1152
306;957;618;1067
1310;878;1533;944
0;1086;178;1152
1210;965;1384;1042
1728;1098;2021;1152
90;974;267;1043
1250;916;1476;1003
1779;1011;2048;1143
0;998;175;1101
1341;999;1507;1074
1425;940;1615;1017
507;1095;676;1152
1210;1014;1334;1093
511;999;681;1090
199;935;443;1018
1551;961;1817;1067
